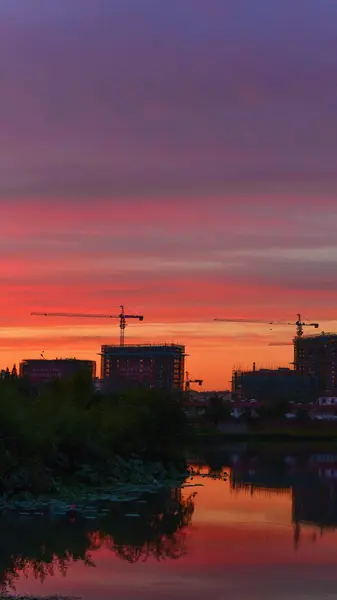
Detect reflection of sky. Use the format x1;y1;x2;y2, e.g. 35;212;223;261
14;473;337;600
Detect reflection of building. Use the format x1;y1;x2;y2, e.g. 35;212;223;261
292;477;337;530
19;358;96;383
227;450;337;551
230;465;292;495
294;333;337;394
232;367;312;401
101;344;185;391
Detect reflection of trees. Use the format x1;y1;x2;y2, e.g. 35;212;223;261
0;518;92;591
92;489;196;563
0;488;195;591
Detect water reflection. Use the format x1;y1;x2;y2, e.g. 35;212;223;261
0;487;195;591
197;444;337;539
4;444;337;596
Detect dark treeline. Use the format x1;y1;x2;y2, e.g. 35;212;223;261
0;370;188;496
0;488;195;591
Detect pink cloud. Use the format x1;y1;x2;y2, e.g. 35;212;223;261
0;0;336;386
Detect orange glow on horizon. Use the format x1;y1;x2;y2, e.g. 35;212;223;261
2;197;337;389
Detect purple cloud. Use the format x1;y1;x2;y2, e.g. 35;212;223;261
0;0;336;198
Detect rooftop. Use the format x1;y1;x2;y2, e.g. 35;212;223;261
295;332;337;342
21;357;95;363
101;343;185;349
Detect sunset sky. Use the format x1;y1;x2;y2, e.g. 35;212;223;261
1;0;337;388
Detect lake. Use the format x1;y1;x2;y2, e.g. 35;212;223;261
3;442;337;599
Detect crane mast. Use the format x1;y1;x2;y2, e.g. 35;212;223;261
31;304;144;346
118;304;144;346
185;371;203;392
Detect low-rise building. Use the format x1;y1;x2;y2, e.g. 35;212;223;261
19;358;96;383
232;366;313;403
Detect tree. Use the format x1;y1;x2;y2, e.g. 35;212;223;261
259;397;289;419
205;394;229;426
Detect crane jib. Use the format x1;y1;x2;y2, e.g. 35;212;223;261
31;307;144;346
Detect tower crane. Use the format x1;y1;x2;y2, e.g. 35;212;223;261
214;313;319;338
185;371;203;392
31;304;144;346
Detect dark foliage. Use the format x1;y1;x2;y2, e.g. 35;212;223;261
204;395;230;426
0;371;188;495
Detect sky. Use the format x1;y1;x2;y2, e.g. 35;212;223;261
1;0;337;388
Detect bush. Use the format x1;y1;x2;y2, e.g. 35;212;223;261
0;373;187;494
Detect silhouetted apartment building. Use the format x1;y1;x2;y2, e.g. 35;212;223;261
101;344;185;391
19;358;96;383
232;366;313;402
294;333;337;395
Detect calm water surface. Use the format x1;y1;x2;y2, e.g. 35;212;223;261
4;443;337;599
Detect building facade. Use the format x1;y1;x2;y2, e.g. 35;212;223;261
232;367;313;402
100;343;185;391
19;358;96;383
294;333;337;395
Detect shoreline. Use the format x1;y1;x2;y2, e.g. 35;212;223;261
195;432;337;441
0;456;190;513
190;420;337;442
192;430;337;442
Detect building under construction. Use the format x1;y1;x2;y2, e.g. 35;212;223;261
294;333;337;395
232;366;313;402
101;343;185;392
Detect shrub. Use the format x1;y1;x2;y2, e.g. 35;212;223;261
0;374;187;493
